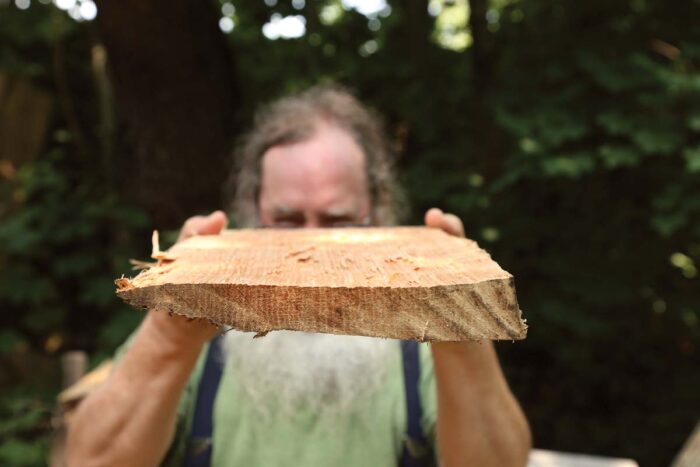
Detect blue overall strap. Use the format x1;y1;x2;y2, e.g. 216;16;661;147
184;333;224;467
399;340;433;467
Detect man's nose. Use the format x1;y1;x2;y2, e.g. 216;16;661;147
303;218;321;229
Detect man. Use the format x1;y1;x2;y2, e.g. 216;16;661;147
67;85;531;466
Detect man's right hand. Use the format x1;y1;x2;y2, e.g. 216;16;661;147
66;210;229;467
149;210;228;348
176;209;228;242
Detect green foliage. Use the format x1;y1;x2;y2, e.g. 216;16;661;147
0;6;150;464
0;150;149;347
0;149;148;463
0;3;76;78
0;395;52;467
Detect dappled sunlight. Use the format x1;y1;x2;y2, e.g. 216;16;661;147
341;0;387;17
262;13;306;40
430;0;471;51
8;0;97;19
54;0;97;21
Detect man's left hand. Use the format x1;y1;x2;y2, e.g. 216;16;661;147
422;207;532;467
424;207;465;238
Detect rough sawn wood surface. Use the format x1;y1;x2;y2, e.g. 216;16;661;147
115;227;527;341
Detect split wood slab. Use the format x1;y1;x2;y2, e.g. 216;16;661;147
115;227;527;341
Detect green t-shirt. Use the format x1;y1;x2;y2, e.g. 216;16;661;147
118;336;437;467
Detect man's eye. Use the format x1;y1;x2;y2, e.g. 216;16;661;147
320;218;361;228
273;219;303;228
329;220;356;228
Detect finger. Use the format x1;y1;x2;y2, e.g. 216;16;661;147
178;215;206;242
442;213;465;237
178;211;228;242
197;211;228;235
425;207;465;238
424;207;444;228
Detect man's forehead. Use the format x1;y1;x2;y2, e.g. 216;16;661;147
258;121;371;221
261;123;366;176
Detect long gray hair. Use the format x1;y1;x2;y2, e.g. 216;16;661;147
224;84;405;227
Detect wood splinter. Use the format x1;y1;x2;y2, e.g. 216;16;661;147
114;276;132;291
151;230;176;264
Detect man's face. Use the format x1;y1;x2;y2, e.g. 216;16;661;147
231;122;392;418
258;121;372;228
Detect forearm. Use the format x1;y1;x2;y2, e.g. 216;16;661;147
432;341;531;467
67;314;205;467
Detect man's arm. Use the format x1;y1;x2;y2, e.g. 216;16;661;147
425;208;532;467
66;211;227;467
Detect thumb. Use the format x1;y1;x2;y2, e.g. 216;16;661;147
177;211;228;242
197;211;228;236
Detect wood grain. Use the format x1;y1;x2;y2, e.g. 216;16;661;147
116;227;527;341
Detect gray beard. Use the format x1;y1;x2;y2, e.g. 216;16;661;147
222;330;397;422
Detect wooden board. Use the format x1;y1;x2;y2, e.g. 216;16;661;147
115;227;527;341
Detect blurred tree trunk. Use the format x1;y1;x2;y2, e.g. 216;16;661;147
468;0;501;179
403;0;433;61
95;0;240;228
381;0;434;163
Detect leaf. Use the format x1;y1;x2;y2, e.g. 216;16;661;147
651;213;687;237
578;52;654;93
598;145;640;169
688;114;700;132
632;128;683;155
536;110;589;147
541;153;595;178
596;111;633;136
0;438;45;466
683;146;700;173
0;330;24;356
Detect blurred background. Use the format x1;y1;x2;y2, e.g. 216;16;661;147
0;0;699;465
